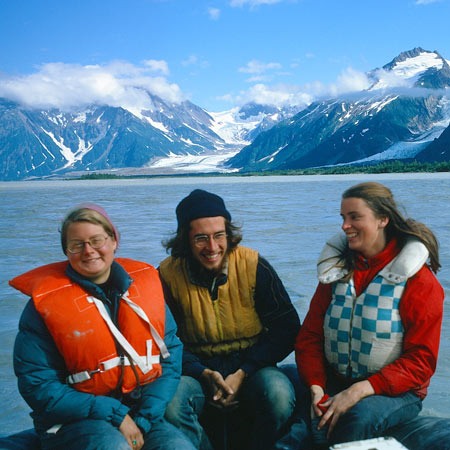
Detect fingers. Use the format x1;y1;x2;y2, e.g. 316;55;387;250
327;416;338;438
119;414;144;450
312;392;329;419
203;369;244;410
208;397;240;410
203;370;234;397
128;435;144;450
213;389;224;401
212;373;234;396
206;371;234;401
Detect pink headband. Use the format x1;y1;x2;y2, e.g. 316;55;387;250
62;203;120;248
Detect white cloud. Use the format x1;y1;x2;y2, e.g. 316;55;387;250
143;59;170;75
182;55;209;68
245;75;272;83
239;59;282;74
226;67;372;108
415;0;441;4
182;55;199;66
328;67;371;96
235;83;313;107
230;0;287;6
208;7;221;19
0;61;186;111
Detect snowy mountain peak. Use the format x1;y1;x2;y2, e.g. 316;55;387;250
369;48;450;91
383;47;431;69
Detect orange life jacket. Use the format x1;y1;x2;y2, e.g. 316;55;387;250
9;258;167;395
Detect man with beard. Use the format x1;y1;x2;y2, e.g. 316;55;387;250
160;189;301;450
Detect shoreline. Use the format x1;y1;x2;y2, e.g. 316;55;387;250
1;171;450;189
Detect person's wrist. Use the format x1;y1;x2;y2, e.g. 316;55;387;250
310;384;324;398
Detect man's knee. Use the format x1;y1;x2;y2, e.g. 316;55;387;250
144;420;196;450
247;367;295;417
165;376;205;424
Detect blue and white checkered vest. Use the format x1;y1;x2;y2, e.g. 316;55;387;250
324;274;406;378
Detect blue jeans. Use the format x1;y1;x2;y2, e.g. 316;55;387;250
279;367;422;448
273;365;313;450
165;366;296;450
37;418;195;450
327;390;422;445
275;365;422;450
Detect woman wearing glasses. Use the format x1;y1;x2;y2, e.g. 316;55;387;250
10;204;195;450
295;182;444;447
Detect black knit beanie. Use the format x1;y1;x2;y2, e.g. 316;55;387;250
176;189;231;230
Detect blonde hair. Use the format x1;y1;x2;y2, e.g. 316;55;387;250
60;208;116;255
340;182;440;275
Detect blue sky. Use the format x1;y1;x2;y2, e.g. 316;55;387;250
1;0;449;112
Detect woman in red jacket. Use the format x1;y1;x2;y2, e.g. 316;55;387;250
295;181;444;446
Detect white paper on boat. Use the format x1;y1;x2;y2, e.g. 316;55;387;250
330;436;408;450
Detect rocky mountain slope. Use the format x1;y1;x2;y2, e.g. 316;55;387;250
0;94;295;180
226;48;450;172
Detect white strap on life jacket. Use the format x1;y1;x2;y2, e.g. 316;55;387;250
66;345;160;385
121;291;169;359
66;291;169;385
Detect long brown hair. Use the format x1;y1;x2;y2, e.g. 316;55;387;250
339;182;440;276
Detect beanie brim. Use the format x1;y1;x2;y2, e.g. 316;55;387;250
176;189;231;229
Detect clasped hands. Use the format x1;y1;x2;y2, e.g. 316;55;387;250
201;368;246;410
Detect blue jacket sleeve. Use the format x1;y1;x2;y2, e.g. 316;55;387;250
132;304;183;434
13;300;129;433
240;256;301;376
180;349;208;380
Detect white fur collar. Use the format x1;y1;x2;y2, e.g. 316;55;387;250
317;232;428;284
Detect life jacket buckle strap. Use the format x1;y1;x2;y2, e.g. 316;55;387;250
66;364;107;385
66;371;92;385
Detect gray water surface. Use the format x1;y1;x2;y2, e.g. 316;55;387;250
1;173;449;434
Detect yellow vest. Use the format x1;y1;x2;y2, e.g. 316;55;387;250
160;246;263;358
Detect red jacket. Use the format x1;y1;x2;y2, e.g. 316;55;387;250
295;239;444;399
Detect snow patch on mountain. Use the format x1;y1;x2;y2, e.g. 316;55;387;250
330;125;448;167
369;95;399;113
258;145;287;163
148;150;240;173
208;108;261;145
73;132;94;160
143;115;168;133
33;131;55;159
40;129;75;166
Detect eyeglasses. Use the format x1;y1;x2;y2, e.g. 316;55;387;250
192;231;227;248
67;235;109;254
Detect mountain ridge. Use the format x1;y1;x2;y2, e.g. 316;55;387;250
1;47;449;180
226;48;450;172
